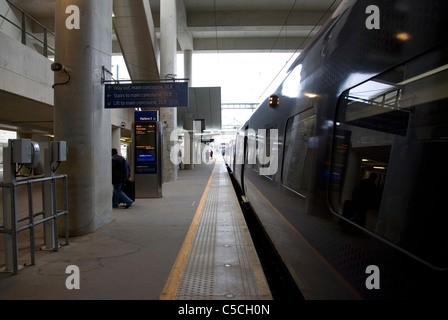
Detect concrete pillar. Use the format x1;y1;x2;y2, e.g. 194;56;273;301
182;50;194;170
111;127;121;154
54;0;113;236
160;0;178;183
184;49;193;86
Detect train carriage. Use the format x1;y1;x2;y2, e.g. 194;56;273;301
226;0;448;299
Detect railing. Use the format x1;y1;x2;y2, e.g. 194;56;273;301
222;103;259;111
0;0;55;58
0;175;69;274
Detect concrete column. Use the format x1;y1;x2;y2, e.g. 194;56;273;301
160;0;178;183
54;0;113;236
184;49;193;86
111;127;121;154
182;50;194;170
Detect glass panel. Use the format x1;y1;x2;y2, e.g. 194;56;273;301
330;45;448;268
282;109;315;195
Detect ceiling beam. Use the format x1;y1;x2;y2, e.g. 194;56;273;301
177;0;193;52
193;36;312;52
112;0;160;80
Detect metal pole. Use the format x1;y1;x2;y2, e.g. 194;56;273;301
43;29;48;57
2;143;14;273
42;148;55;250
11;185;19;275
21;12;26;45
27;182;35;266
51;177;58;252
64;175;69;245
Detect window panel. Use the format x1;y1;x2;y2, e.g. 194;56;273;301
282;109;315;196
330;45;448;268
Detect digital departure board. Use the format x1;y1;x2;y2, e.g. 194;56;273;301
135;123;156;162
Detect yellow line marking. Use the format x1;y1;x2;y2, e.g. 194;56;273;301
247;179;363;300
159;163;217;300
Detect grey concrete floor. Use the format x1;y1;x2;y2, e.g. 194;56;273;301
0;163;214;300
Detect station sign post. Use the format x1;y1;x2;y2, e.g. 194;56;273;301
105;82;188;109
104;81;188;198
134;111;162;198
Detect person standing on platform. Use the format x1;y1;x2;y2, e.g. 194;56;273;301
112;148;133;209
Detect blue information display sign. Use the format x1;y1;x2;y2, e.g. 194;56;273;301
135;111;159;122
134;111;160;175
105;82;188;108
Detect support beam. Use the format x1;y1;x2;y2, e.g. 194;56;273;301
113;0;160;80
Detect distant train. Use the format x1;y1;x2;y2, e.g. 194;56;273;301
225;0;448;299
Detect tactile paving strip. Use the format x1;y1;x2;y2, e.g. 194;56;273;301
176;163;271;300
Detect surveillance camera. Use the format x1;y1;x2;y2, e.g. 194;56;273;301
51;62;71;73
51;62;63;72
51;62;72;88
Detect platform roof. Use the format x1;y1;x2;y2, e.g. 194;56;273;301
150;0;341;53
1;0;341;134
10;0;342;56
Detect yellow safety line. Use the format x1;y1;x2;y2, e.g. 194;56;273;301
159;162;217;300
247;178;363;300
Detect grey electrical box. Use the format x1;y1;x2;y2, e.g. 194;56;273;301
12;139;32;164
51;141;68;162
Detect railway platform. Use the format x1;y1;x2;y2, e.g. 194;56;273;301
0;156;271;301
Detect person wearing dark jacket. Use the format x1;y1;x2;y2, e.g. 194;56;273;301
349;172;379;227
112;148;133;208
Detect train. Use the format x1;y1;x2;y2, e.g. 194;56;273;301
224;0;448;299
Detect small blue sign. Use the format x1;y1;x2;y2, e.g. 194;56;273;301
135;111;159;122
105;82;188;109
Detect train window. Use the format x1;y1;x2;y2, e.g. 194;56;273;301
235;130;245;166
330;45;448;268
282;108;316;196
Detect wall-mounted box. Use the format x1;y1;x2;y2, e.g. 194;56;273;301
12;139;32;164
51;141;67;162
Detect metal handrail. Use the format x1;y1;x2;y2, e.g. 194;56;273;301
222;103;259;110
0;0;55;57
0;174;69;274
